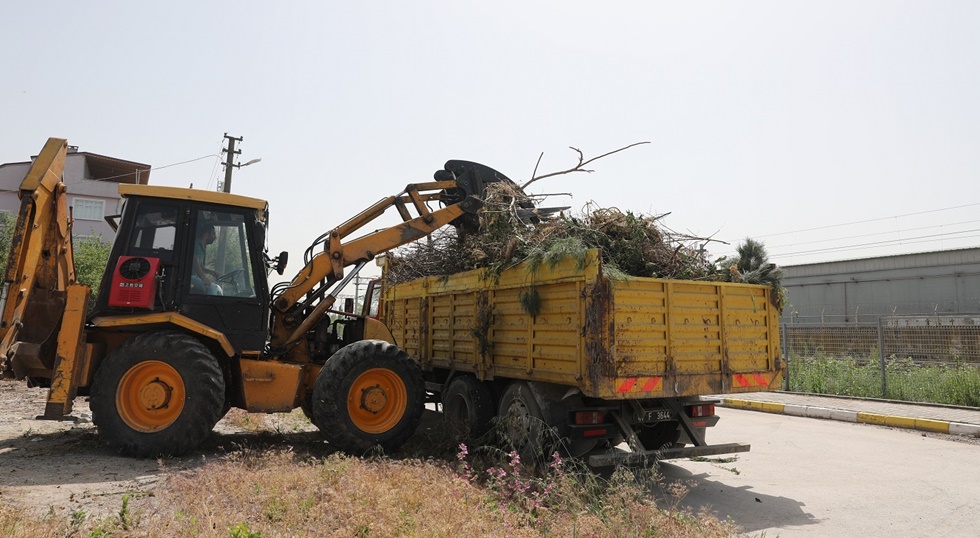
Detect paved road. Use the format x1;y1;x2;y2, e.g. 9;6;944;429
659;407;980;538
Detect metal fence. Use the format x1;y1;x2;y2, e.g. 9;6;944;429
780;314;980;405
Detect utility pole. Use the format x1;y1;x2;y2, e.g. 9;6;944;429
221;133;243;193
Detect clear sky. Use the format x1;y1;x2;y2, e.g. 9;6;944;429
3;1;978;275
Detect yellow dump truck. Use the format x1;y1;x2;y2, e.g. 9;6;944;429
372;249;783;466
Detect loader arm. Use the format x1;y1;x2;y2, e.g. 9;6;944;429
268;180;484;349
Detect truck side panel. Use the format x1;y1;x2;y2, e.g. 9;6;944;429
602;278;781;399
384;249;783;399
385;255;592;388
489;279;584;387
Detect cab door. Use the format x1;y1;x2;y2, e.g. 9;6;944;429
177;206;268;351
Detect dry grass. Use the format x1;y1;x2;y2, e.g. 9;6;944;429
0;444;741;538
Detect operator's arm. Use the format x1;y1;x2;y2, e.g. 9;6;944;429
193;252;212;287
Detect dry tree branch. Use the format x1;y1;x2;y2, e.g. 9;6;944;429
521;141;651;190
530;152;545;180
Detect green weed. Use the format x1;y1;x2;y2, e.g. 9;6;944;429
788;352;980;406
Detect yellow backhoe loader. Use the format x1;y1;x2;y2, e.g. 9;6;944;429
0;137;509;457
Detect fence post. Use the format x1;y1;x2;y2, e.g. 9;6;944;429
877;316;887;398
781;323;789;391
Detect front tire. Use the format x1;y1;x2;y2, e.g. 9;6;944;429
90;331;225;458
311;340;424;455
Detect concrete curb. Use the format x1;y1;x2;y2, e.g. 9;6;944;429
720;398;980;437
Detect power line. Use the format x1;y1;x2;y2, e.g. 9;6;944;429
206;136;227;191
85;154;219;183
773;228;980;258
754;201;980;239
774;234;980;259
714;203;980;261
767;219;980;250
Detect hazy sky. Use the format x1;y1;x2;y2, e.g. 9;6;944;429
3;1;978;274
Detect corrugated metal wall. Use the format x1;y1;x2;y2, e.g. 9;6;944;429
781;248;980;323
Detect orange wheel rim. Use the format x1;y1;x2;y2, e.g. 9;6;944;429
117;360;185;433
346;368;407;434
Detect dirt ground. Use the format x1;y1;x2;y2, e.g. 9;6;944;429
0;379;327;518
0;378;458;520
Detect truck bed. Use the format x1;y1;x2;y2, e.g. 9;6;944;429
383;249;783;399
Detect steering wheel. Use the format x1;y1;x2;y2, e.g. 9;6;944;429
215;269;244;284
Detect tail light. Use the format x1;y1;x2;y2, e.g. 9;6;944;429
686;403;715;418
574;411;606;425
573;410;609;439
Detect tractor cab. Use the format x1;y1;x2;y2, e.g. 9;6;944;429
92;185;273;352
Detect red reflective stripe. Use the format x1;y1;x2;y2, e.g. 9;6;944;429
753;373;768;387
617;378;637;393
641;377;661;391
734;374;749;387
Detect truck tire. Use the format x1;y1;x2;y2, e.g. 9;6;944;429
311;340;424;455
442;375;494;441
497;381;548;458
90;331;225;458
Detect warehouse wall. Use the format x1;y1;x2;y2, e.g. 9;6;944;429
781;248;980;322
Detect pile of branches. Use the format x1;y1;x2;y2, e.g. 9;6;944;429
384;143;783;306
385;181;721;285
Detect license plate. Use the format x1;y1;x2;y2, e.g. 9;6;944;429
641;409;672;422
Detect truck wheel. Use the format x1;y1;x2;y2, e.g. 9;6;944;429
497;381;547;458
442;375;494;441
311;340;424;455
90;331;225;458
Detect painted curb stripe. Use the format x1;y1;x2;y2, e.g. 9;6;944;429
783;404;807;417
950;422;980;436
721;399;973;437
915;418;950;434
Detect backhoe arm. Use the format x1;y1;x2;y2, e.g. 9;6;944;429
0;138;90;411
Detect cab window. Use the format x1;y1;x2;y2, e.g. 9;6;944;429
189;209;256;298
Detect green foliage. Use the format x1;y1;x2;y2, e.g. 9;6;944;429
453;443;734;535
118;494;132;530
723;237;785;308
788;353;980;407
519;287;542;317
74;234;112;290
74;233;113;310
85;494;140;537
526;236;588;274
229;522;262;538
0;215;111;311
0;212;16;273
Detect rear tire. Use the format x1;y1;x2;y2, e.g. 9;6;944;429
497;381;547;458
442;375;494;442
311;340;424;455
90;331;225;457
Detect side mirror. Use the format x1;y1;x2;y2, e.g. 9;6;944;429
344;297;355;313
275;251;288;275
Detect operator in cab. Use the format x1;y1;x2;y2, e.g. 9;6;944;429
191;223;223;295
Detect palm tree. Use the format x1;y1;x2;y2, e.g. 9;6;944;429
728;238;784;308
